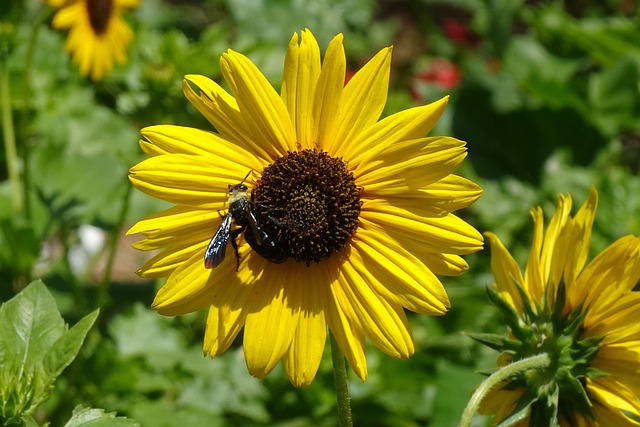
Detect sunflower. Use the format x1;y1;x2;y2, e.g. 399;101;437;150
47;0;138;81
481;188;640;425
128;29;483;387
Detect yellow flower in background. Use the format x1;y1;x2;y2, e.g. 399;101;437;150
128;29;483;386
47;0;138;81
482;188;640;425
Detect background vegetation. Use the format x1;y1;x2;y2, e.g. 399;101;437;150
1;0;639;425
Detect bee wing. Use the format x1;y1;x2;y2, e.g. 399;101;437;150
204;214;232;269
247;211;268;245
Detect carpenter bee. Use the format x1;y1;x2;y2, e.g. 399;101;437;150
204;175;287;270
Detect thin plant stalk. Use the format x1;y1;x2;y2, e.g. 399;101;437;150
1;60;23;215
330;331;353;427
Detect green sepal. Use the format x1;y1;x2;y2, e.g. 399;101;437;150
486;286;531;342
466;332;511;352
556;369;592;416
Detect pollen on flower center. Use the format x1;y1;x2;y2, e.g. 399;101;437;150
86;0;113;35
252;149;361;265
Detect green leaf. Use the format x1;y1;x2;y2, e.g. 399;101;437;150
0;281;98;424
0;281;66;372
43;310;99;381
63;406;140;427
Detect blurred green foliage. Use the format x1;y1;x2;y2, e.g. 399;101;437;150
0;0;638;425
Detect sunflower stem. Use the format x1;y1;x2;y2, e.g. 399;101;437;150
330;331;353;427
459;353;550;427
1;55;23;215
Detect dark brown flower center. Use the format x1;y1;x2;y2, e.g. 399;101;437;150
252;149;361;265
85;0;113;35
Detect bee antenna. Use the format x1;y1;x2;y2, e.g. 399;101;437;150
240;170;253;184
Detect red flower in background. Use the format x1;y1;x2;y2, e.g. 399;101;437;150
442;18;478;47
415;59;461;90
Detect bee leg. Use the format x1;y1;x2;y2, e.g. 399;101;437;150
230;226;245;271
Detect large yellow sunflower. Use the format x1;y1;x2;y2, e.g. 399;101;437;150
128;29;483;387
47;0;138;81
482;188;640;425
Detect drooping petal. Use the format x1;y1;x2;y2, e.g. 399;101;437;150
331;255;414;359
353;225;450;314
152;250;232;315
203;263;258;357
322;262;368;380
584;292;640;341
587;377;640;423
284;271;327;387
243;261;306;378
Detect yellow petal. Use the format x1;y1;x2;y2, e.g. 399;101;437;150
346;97;449;167
313;34;345;151
575;235;640;316
221;50;296;157
416;175;483;211
361;199;483;254
243;263;304;378
356;137;468;193
332;256;414;359
136;240;207;278
587;377;640;421
284;274;327;387
129;154;249;208
323;261;368;380
566;187;598;278
485;232;526;314
528;194;571;302
152;250;228;315
182;76;273;163
585;292;640;340
329;46;392;156
281;30;321;149
128;205;217;237
140;125;264;171
353;225;450;314
203;278;256;357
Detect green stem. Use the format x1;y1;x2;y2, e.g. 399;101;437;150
1;58;23;215
459;353;551;427
19;9;51;220
330;331;353;427
97;182;133;309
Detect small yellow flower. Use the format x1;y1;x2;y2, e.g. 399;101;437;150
482;188;640;425
47;0;138;81
129;29;483;386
